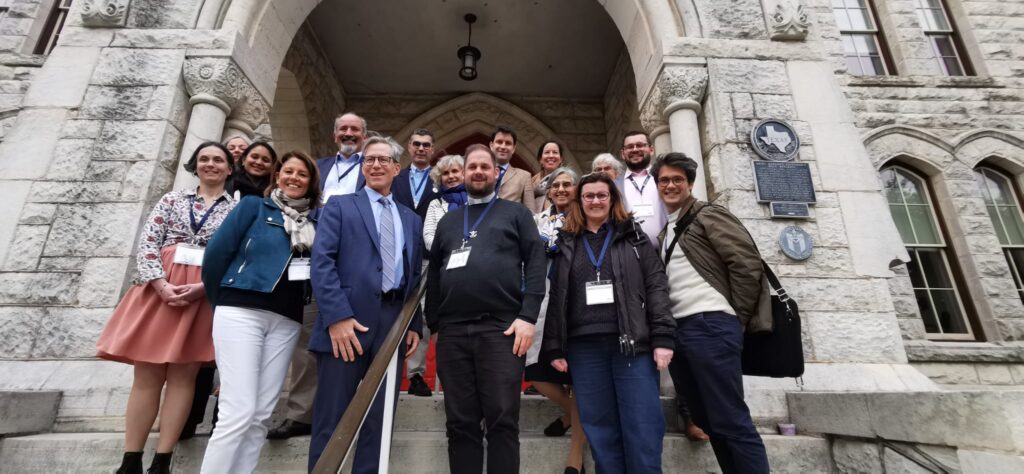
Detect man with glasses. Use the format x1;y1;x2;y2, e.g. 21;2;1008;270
489;126;536;209
654;152;768;473
269;112;371;440
308;136;424;473
620;130;667;244
393;128;440;397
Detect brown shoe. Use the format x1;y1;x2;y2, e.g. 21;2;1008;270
685;418;710;441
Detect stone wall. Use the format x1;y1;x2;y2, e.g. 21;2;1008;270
267;67;311;155
603;49;643;155
281;22;345;159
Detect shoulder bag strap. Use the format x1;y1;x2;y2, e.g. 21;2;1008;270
663;204;706;263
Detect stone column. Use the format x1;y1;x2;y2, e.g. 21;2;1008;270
177;56;270;189
223;119;255;141
641;65;709;200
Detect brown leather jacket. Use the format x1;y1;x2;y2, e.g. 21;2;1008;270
661;196;764;329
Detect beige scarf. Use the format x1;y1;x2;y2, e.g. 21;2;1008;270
271;189;315;252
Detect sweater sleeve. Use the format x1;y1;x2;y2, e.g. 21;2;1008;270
423;199;444;253
425;221;444;333
516;205;546;324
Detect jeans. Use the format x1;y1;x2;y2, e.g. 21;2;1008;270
200;306;301;474
436;319;526;474
667;312;769;474
567;335;665;474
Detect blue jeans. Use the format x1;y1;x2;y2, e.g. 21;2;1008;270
668;312;769;474
567;335;664;474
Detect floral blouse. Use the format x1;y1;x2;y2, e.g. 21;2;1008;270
535;206;567;256
135;189;236;283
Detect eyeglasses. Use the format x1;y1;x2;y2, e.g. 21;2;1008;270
657;176;688;186
363;155;395;166
410;141;432;149
581;193;611;202
622;143;649;151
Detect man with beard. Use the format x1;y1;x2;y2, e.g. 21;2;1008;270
620;131;667;244
489;126;536;209
267;112;369;440
392;128;440;397
426;144;546;474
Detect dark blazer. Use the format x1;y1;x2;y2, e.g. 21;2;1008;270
392;166;440;219
309;189;424;354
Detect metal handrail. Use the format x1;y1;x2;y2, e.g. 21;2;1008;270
311;277;428;474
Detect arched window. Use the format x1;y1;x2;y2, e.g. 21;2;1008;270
974;167;1024;303
882;166;973;339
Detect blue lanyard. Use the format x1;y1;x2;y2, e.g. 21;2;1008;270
628;175;650;195
582;224;613;280
189;196;223;235
411;167;431;197
462;197;498;244
334;154;362;182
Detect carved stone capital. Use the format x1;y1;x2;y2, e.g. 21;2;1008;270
183;56;270;128
639;65;708;130
765;0;810;41
80;0;130;28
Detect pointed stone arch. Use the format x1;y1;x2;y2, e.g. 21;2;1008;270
394;92;581;171
863;125;956;173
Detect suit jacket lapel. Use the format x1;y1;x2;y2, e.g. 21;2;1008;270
354;189;380;251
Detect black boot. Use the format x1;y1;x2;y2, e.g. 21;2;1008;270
146;452;172;474
115;452;143;474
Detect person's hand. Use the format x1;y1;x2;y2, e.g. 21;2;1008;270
503;319;535;357
175;283;205;303
551;358;568;373
405;331;420;357
328;318;368;361
151;279;188;306
653;348;673;370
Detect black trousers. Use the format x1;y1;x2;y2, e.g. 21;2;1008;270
436;319;526;474
184;366;217;431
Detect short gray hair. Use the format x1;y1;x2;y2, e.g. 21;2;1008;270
223;134;251;146
362;136;403;162
592;153;625;175
547;166;579;186
430;154;464;187
334;112;368;132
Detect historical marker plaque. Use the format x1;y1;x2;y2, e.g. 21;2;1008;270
770;202;811;219
753;161;816;203
751;119;800;161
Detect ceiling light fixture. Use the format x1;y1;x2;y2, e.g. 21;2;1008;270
457;14;481;81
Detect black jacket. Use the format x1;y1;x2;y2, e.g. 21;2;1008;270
542;219;676;361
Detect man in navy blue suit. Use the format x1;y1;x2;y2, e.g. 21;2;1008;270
308;136;424;473
269;112;370;440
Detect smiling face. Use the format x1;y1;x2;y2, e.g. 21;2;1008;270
243;145;274;177
225;137;248;161
407;133;433;169
656;165;693;213
464;150;499;197
621;134;653;172
489;132;516;166
196;145;232;185
334;114;366;156
440;163;464;188
539;143;562;173
361;142;400;195
548;173;576;213
276;157;312;200
580;181;612;225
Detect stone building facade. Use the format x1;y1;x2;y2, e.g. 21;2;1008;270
0;0;1023;471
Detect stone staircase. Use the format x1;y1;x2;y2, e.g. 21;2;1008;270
0;394;832;473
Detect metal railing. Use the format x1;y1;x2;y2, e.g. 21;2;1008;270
311;277;427;474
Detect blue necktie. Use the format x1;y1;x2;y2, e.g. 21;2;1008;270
379;198;396;291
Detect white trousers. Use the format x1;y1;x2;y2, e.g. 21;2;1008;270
200;306;301;474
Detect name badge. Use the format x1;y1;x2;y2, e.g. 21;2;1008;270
173;244;205;266
447;247;471;270
288;257;311;281
585;280;614;305
632;203;654;218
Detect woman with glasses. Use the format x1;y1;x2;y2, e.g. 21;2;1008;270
526;167;589;474
542;173;675;473
423;154;468;250
530;140;566;213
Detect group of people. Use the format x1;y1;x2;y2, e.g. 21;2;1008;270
96;111;771;474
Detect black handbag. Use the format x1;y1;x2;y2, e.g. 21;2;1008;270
741;262;804;378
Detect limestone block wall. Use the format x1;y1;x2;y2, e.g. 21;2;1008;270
603;50;643;155
281;22;345;159
267;67;311;155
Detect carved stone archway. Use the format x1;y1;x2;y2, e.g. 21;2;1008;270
394;92;581;171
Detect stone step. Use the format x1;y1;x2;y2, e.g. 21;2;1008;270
0;390;61;436
0;431;831;473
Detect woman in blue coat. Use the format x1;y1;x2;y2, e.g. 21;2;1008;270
199;151;321;473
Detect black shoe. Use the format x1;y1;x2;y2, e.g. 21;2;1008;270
267;419;312;439
115;451;143;474
407;374;432;397
564;466;585;474
146;452;172;474
177;423;197;441
544;416;571;437
523;385;540;395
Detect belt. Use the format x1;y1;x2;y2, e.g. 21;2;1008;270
380;289;404;302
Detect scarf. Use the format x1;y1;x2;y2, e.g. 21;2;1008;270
271;188;315;252
440;184;468;211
